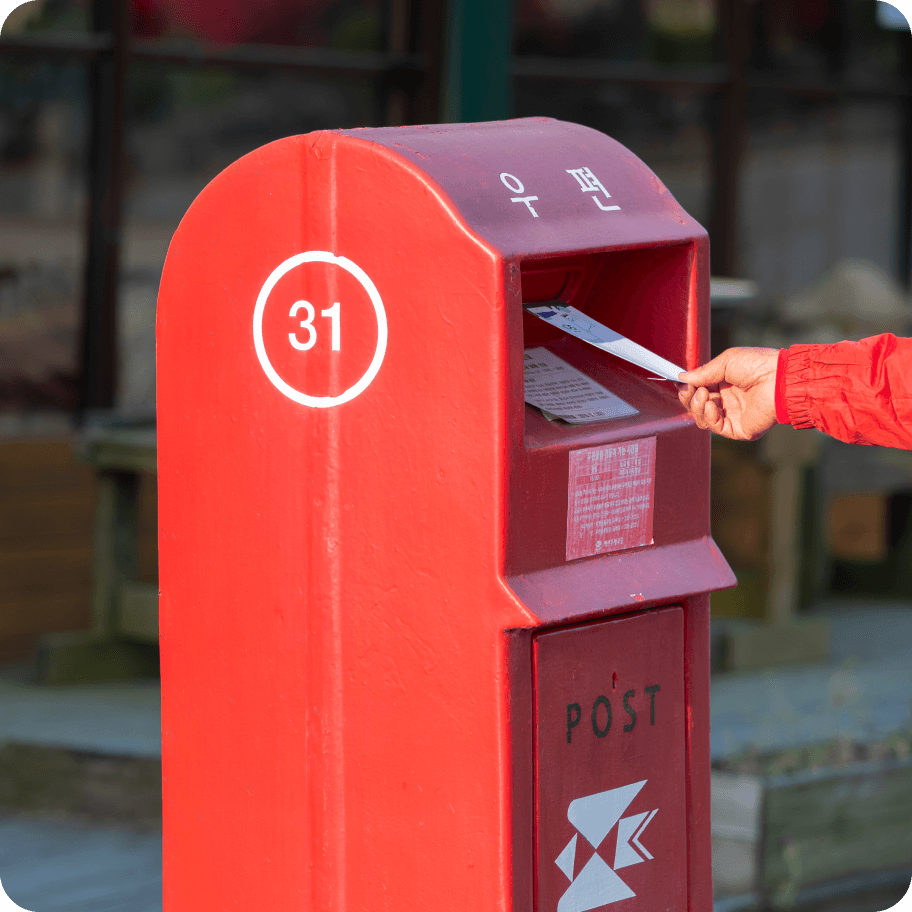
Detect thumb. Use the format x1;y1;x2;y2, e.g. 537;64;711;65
679;351;732;388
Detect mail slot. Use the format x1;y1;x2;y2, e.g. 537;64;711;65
157;117;735;912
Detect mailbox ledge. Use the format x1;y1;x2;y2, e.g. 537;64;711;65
507;536;735;625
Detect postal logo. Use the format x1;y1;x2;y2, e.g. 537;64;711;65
555;780;658;912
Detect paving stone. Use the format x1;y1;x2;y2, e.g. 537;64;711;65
0;817;160;912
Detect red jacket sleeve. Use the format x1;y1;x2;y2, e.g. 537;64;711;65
778;333;912;449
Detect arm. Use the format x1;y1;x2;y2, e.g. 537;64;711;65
780;333;912;449
677;334;912;450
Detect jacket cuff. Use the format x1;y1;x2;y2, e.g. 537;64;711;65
782;345;816;429
774;348;789;424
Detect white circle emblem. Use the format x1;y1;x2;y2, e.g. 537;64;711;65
252;251;387;407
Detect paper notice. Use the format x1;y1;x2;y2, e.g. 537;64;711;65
524;301;685;382
524;348;638;424
567;437;656;560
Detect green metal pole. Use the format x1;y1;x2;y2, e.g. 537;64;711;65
442;0;512;123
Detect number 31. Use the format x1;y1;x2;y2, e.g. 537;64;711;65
289;300;340;351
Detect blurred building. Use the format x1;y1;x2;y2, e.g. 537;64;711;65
0;0;910;650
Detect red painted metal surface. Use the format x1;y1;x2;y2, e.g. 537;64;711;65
157;118;734;912
534;608;686;912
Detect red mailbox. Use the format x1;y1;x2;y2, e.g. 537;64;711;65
157;118;735;912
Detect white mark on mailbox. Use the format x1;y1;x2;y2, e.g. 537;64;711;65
288;300;341;352
500;172;539;217
556;781;659;912
566;167;620;212
253;251;387;408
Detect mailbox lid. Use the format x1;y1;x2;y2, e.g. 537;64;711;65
534;607;687;912
337;118;703;258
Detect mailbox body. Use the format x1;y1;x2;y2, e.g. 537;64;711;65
157;118;735;912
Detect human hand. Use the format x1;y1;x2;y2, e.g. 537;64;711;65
676;347;779;441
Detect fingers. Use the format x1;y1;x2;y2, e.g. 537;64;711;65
680;384;727;433
677;382;719;412
677;383;695;410
703;397;726;434
695;394;726;434
678;351;731;388
690;386;711;429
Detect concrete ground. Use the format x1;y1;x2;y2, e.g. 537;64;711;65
0;665;161;911
711;601;912;761
0;817;160;912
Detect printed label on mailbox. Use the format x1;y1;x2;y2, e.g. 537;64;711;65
566;438;656;561
534;608;686;912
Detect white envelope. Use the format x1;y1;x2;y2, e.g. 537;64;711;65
525;302;685;382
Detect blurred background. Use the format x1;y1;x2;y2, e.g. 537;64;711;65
2;0;912;910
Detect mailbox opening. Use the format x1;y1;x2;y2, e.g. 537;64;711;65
519;244;694;445
519;244;694;437
520;243;694;378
